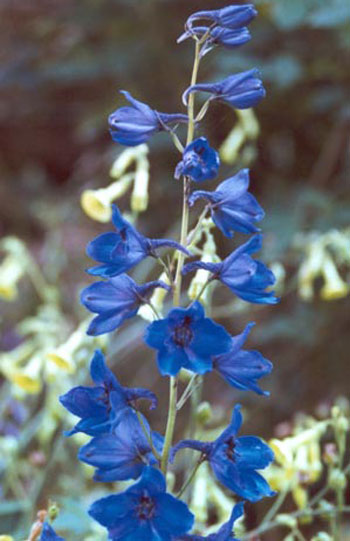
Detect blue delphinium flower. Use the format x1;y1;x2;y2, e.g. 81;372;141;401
214;323;272;396
185;5;257;31
178;26;251;57
177;502;244;540
89;466;194;541
172;405;274;502
188;169;264;237
40;522;65;541
175;137;220;183
144;301;232;376
79;404;163;482
183;69;265;110
109;91;188;146
86;204;190;278
81;274;170;336
59;350;157;436
182;235;279;304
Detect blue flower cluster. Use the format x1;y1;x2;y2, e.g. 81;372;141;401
59;4;279;540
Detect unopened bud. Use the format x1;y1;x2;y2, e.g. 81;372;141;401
328;468;346;491
196;401;212;425
275;513;297;529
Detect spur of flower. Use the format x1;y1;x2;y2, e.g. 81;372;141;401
214;322;273;396
109;91;188;146
183;69;265;110
81;274;170;336
176;502;244;540
78;402;163;482
86;204;190;278
171;405;275;502
182;235;279;304
185;5;257;32
59;350;157;436
175;137;220;183
144;301;232;376
188;169;264;237
179;26;252;57
89;466;194;541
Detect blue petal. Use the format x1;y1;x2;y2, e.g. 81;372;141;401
153;493;194;537
86;232;121;263
190;317;232;357
40;522;65;541
235;436;275;469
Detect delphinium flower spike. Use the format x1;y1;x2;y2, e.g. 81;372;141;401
61;2;279;539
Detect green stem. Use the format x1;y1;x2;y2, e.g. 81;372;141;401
261;488;289;526
161;37;202;477
176;457;204;498
161;376;178;474
186;205;210;246
136;411;161;461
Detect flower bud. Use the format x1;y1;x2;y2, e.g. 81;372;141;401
275;513;297;529
328;468;346;491
196;401;212;425
311;533;333;541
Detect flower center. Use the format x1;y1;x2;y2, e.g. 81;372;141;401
173;317;194;347
136;494;156;520
225;437;236;462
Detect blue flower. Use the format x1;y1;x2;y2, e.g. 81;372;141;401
78;404;163;482
185;5;257;31
59;350;157;436
171;405;275;502
178;26;251;57
89;466;194;541
176;502;244;540
86;204;190;278
183;69;265;110
40;523;64;541
144;301;232;376
81;274;170;336
109;91;188;147
214;323;272;396
175;137;220;183
182;235;279;305
188;169;264;237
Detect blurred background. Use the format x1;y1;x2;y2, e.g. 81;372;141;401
0;0;349;539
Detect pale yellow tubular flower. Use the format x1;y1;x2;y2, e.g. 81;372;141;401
0;254;25;301
110;144;148;178
190;461;209;525
46;320;90;373
81;173;134;223
298;238;325;301
131;154;150;213
0;536;14;540
320;252;349;300
238;108;260;138
8;354;43;394
219;109;259;164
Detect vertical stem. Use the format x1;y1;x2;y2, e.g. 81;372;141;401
161;39;202;475
161;376;178;473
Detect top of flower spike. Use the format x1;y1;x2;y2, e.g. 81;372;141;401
185;5;258;32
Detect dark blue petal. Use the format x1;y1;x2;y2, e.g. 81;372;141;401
153;493;195;537
175;137;220;183
235;436;275;469
190;317;232;357
186;5;257;30
214;405;243;450
171;439;212;462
